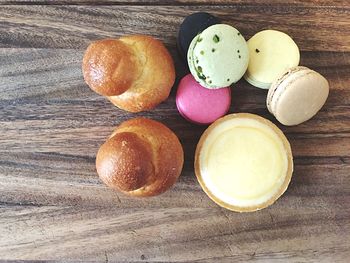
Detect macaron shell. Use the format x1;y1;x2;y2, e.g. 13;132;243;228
188;24;249;89
176;74;231;124
177;12;220;61
271;68;329;126
245;30;300;89
267;66;309;113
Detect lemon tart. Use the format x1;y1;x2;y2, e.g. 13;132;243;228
195;113;293;212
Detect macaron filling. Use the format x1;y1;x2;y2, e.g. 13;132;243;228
188;35;213;86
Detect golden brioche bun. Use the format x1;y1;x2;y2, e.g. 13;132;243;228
83;35;175;112
96;118;184;197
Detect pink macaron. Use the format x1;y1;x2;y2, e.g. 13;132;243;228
176;74;231;125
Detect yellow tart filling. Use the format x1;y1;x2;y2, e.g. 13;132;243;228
199;117;289;208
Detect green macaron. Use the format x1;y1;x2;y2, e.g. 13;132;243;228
187;24;249;89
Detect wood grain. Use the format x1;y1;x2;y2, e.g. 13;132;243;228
0;6;349;51
1;0;349;7
0;2;349;262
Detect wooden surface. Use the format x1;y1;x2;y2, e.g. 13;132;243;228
0;1;349;262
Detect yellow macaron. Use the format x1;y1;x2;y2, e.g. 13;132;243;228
244;30;300;89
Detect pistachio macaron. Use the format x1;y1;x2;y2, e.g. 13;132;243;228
245;30;300;89
267;66;329;126
187;24;249;89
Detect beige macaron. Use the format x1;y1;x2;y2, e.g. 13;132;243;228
267;66;329;126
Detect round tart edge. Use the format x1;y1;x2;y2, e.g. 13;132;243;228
194;113;294;212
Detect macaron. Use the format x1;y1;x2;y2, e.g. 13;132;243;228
187;24;249;89
267;66;329;126
176;74;231;125
244;30;300;89
177;12;220;61
195;113;293;212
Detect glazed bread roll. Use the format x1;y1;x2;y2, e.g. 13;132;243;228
96;118;184;196
82;35;175;112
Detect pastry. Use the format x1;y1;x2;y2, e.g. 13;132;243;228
176;74;231;125
195;113;293;212
96;118;184;196
244;30;300;89
82;35;175;112
177;12;220;61
187;24;249;89
267;66;329;126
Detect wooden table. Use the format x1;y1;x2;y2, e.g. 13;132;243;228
1;1;349;261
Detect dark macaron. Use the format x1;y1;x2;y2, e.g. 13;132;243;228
177;12;220;61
